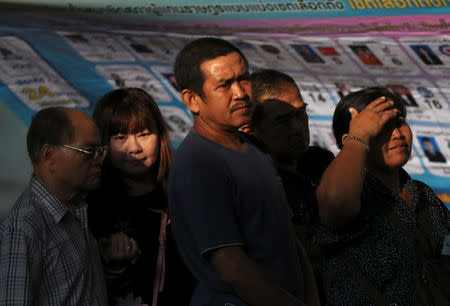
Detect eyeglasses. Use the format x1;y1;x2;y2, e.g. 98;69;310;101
62;144;109;161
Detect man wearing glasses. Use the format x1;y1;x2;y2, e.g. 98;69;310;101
0;107;108;305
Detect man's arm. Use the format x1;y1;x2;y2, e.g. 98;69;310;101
294;238;320;306
0;228;40;305
209;246;306;306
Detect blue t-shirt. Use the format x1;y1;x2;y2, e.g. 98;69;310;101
168;130;304;306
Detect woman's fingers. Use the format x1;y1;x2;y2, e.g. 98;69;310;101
120;233;132;256
379;107;399;124
348;97;394;120
129;238;141;264
112;232;124;254
348;107;358;119
372;99;396;114
129;238;139;254
110;233;119;254
101;232;141;264
110;232;129;257
365;96;388;110
98;232;139;266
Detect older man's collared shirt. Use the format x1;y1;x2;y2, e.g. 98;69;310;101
0;177;107;306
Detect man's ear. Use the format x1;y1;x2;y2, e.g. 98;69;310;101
240;124;251;134
41;144;57;172
181;89;201;115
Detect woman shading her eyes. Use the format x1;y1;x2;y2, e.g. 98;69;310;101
314;87;450;306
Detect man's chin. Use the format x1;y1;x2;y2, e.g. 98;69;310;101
83;178;101;190
235;115;252;128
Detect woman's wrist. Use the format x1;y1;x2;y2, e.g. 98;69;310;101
344;135;370;151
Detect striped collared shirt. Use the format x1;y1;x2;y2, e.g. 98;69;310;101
0;177;107;305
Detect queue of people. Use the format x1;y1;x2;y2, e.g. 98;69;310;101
0;36;449;306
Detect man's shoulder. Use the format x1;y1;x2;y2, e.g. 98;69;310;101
173;131;227;167
1;186;49;239
176;130;218;152
239;132;269;154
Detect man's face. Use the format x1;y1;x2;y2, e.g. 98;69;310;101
254;88;309;161
419;47;429;56
196;52;252;131
54;111;103;193
423;140;435;153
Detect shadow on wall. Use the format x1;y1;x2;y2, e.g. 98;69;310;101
0;101;32;222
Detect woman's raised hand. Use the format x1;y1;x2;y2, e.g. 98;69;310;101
347;96;398;143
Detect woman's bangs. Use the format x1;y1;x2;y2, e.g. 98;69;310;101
109;107;156;136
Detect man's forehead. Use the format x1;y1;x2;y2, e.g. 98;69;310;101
200;52;248;79
75;129;100;145
68;112;100;145
263;100;295;114
65;108;93;125
261;89;304;108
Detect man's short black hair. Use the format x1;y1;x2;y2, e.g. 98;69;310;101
173;37;248;96
332;87;407;149
26;107;75;164
250;69;299;103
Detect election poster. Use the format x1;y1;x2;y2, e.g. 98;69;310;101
1;0;450;203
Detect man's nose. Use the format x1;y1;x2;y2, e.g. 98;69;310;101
292;114;308;131
232;82;247;99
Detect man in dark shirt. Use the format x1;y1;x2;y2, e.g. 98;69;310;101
249;69;333;304
249;69;334;223
168;37;308;306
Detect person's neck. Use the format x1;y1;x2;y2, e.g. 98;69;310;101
123;174;156;197
369;166;412;207
273;155;298;171
194;119;245;152
367;166;402;194
34;169;84;213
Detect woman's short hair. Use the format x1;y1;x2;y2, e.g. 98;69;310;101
332;87;407;149
93;88;172;191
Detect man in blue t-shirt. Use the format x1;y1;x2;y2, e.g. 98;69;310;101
168;37;308;306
